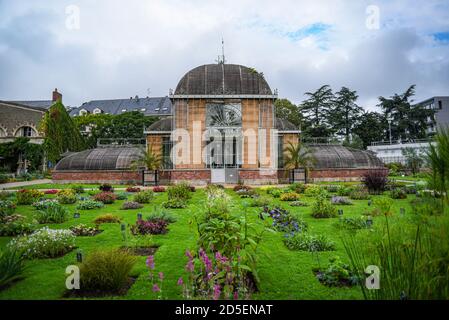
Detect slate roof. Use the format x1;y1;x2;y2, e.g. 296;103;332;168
70;96;172;116
145;117;173;132
7;100;53;109
0;100;47;112
175;64;273;96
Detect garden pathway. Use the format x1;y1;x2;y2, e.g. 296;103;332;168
0;179;52;190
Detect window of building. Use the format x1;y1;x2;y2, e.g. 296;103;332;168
206;104;242;127
93;108;103;114
0;127;6;137
277;135;284;168
16;126;35;137
439;101;443;110
162;136;173;169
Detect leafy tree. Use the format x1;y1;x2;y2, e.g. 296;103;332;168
74;111;159;148
274;99;302;128
300;85;335;138
331;87;363;142
40;101;85;163
0;138;44;172
402;147;424;176
353;112;387;149
378;85;435;141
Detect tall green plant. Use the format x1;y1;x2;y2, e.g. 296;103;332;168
427;128;449;206
283;142;315;174
40;101;85;163
132;147;162;170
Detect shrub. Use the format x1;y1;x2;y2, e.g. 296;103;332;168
130;219;168;235
324;185;339;193
390;188;407;199
79;249;136;292
362;170;388;194
44;189;58;195
289;200;309;207
126;186;141;193
0;191;13;201
284;233;335;251
35;202;69;224
115;192;129;200
146;208;177;223
71;185;84;194
16;189;43;205
0;200;16;218
93;214;121;224
0;248;26;289
334;216;370;231
314;256;359;287
33;199;59;210
87;190;101;197
304;184;324;197
236;188;259;198
163;198;186;209
280;192;300;202
311;194;337;218
121;201;143;210
167;183;192;201
250;196;270;207
0;215;35;236
349;189;371;200
289;183;306;194
337;186;353;197
8;227;75;259
0;174;9;184
331;196;353;205
57;189;77;204
76;200;104;210
152;186;165;193
93;192;117;204
133;190;154;204
99;184;114;192
69;224;100;237
233;184;252;192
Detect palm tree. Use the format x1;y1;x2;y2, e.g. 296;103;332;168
283;142;316;178
132;147;162;171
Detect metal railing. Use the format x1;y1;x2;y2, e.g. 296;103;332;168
370;139;432;146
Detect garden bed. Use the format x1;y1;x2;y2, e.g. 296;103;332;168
63;277;137;298
120;246;159;256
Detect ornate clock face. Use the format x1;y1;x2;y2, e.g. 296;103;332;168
206;104;242;127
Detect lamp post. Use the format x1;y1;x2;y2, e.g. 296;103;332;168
387;116;393;144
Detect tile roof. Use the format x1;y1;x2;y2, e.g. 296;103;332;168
7;100;53;109
70;96;172;116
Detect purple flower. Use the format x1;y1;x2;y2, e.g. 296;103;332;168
152;283;160;292
186;260;194;273
159;272;164;281
233;291;239;300
213;284;221;300
177;277;184;286
185;250;193;259
146;255;155;270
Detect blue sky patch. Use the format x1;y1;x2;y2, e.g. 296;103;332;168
433;32;449;42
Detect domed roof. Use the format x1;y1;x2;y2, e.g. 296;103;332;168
174;64;272;96
308;145;384;169
54;147;143;171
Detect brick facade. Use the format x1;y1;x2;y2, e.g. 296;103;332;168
52;170;141;184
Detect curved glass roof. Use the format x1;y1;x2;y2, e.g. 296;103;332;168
54;147;143;171
308;145;384;169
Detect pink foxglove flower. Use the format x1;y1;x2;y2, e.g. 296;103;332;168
213;284;221;300
159;272;164;281
152;283;160;292
146;255;155;270
177;277;184;286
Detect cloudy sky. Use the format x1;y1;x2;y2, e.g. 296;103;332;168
1;0;449;110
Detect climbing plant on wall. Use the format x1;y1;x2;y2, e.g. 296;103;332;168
40;101;86;163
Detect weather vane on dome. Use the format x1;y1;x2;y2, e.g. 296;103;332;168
215;38;226;64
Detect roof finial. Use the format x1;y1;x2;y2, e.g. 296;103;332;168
215;38;226;64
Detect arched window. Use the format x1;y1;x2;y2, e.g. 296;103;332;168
93;108;103;114
79;109;88;116
15;126;37;137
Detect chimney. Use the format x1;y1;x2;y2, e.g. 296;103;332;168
52;88;62;102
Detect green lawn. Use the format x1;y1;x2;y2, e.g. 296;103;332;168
4;183;129;190
0;187;417;300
